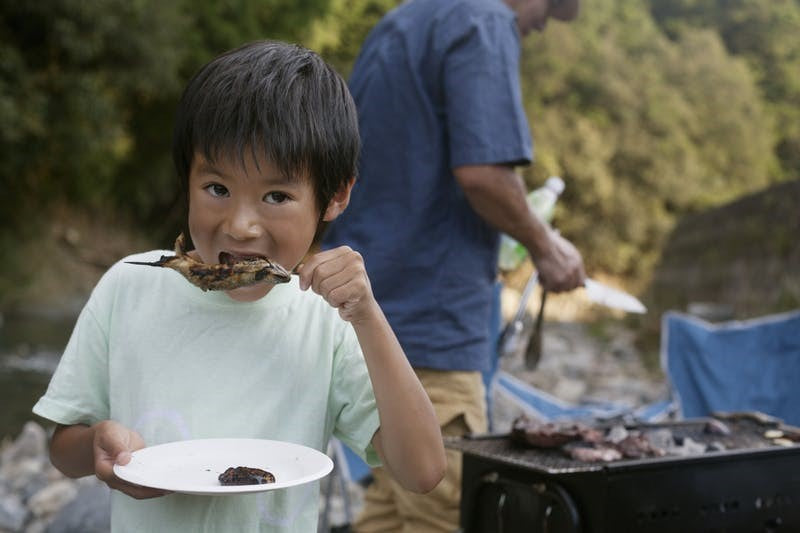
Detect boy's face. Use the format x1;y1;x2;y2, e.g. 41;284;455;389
187;151;350;302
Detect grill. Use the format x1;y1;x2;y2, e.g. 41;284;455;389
447;414;800;532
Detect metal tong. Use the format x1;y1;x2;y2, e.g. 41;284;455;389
526;288;548;369
497;271;548;369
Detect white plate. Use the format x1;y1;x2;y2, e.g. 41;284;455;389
113;438;333;495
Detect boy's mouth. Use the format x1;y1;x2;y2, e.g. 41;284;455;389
218;251;267;265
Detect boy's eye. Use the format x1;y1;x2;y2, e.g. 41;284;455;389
263;191;290;204
204;183;229;198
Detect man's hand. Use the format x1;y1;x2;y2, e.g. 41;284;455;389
296;246;380;324
532;229;586;292
92;421;170;499
453;164;585;291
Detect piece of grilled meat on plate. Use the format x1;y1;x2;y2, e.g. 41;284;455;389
218;466;276;485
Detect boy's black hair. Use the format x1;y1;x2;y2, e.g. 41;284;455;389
172;40;359;226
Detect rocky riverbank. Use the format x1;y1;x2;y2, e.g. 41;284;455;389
0;422;109;533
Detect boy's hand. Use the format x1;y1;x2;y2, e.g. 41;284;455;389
93;420;171;499
297;246;379;324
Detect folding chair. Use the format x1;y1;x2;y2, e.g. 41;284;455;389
320;438;371;532
661;309;800;425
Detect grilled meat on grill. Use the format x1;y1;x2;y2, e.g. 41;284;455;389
218;466;276;485
703;418;732;435
510;415;667;462
615;433;666;459
511;416;603;448
126;233;292;291
564;443;623;462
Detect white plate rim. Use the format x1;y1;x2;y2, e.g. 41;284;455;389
113;438;334;495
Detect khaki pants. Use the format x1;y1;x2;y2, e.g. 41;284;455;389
354;369;488;533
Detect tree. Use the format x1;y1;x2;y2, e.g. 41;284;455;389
0;0;336;244
650;0;800;182
516;0;775;279
306;0;399;77
0;0;188;231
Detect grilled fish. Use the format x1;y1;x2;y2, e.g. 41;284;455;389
126;233;291;291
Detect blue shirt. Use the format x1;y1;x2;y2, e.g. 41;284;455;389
323;0;532;371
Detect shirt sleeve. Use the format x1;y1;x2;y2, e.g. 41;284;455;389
32;269;114;427
328;324;382;467
443;10;533;168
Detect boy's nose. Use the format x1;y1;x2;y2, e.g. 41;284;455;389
225;205;264;240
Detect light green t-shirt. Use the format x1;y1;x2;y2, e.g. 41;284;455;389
33;250;381;532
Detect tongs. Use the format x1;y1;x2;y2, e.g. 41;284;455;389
525;288;547;369
497;271;547;369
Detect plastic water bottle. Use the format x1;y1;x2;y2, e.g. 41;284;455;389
497;176;565;272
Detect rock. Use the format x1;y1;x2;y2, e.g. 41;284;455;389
0;421;109;533
491;321;668;431
28;480;77;518
0;493;29;532
0;423;47;467
552;378;587;403
3;459;45;493
25;517;49;533
45;478;110;533
18;474;49;503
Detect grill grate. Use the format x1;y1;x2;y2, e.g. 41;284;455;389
447;416;792;474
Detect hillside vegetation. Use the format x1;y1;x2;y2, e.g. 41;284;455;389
648;178;800;319
1;0;798;308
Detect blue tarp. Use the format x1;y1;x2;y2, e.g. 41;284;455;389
492;370;675;423
662;310;800;425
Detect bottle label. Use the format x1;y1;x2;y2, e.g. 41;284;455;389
497;178;563;271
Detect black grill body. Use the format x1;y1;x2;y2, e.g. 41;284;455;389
450;417;800;533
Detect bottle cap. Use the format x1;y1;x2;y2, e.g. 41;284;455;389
545;176;565;195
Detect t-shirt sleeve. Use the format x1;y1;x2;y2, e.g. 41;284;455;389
328;324;381;467
32;270;114;427
443;11;533;168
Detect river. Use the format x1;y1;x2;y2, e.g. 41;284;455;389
0;312;76;441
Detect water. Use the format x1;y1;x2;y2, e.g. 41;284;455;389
0;312;76;441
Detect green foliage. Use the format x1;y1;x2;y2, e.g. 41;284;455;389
0;0;796;292
182;0;331;67
518;0;778;279
306;0;399;77
650;0;800;182
0;0;334;245
0;0;189;231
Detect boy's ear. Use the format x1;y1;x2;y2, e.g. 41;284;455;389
322;177;356;222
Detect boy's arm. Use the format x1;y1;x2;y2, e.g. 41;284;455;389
51;423;99;477
298;248;446;494
351;304;446;493
50;422;170;499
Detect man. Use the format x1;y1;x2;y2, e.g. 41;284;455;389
322;0;585;530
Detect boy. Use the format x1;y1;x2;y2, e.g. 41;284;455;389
32;41;445;532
